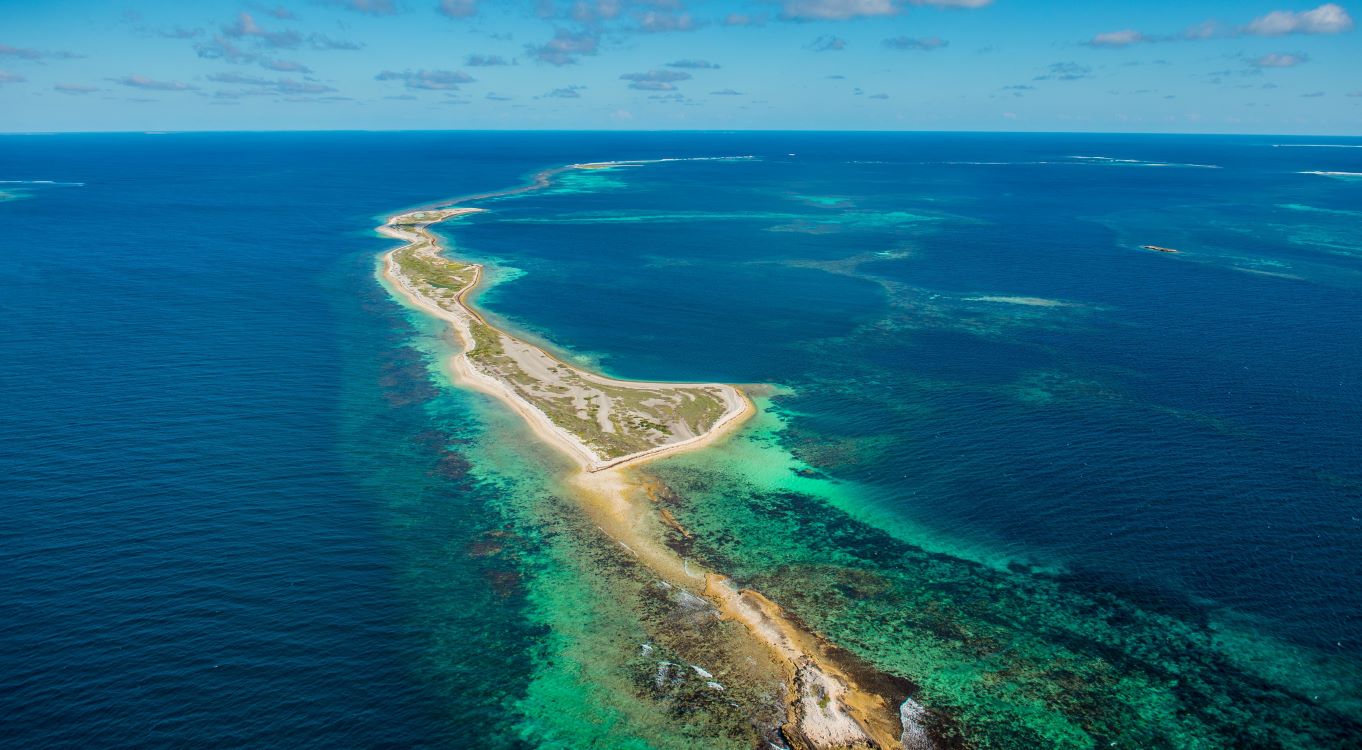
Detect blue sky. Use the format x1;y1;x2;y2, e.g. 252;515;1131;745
2;0;1359;133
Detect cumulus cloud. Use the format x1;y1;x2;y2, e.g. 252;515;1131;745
376;69;475;89
525;29;599;65
722;12;765;26
212;12;361;53
808;35;847;51
1088;4;1353;47
1034;61;1092;81
262;58;311;72
782;0;896;20
1251;52;1309;67
323;0;398;15
438;0;478;18
280;94;353;103
54;82;98;94
883;35;947;50
541;83;586;98
108;74;199;91
648;92;696;104
208;72;338;93
309;34;362;50
485;92;513;100
534;0;622;23
223;12;302;48
781;0;988;19
1085;29;1146;47
466;54;511;66
249;4;296;19
1245;3;1353;34
149;26;204;39
0;43;80;61
196;18;358;71
710;88;743;95
666;58;720;68
620;69;691;90
195;36;256;63
0;70;25;84
633;11;700;32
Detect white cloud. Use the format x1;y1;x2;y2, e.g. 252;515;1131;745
0;43;80;60
809;35;848;51
781;0;897;21
1087;4;1353;48
1251;52;1309;67
541;84;586;98
909;0;991;6
209;72;337;94
634;11;699;32
323;0;398;15
1245;3;1353;35
375;69;476;90
108;75;199;91
525;29;599;65
621;69;692;90
1086;29;1147;47
883;35;947;50
437;0;478;18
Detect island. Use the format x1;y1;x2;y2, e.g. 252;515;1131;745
379;206;750;472
378;165;932;749
1141;244;1180;253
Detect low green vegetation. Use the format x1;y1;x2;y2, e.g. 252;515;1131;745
390;210;738;465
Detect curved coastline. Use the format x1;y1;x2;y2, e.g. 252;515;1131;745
377;162;929;749
378;206;753;474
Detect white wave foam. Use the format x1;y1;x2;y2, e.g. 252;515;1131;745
0;179;84;186
931;158;1220;169
1069;155;1221;168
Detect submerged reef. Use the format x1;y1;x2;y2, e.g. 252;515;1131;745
652;455;1362;749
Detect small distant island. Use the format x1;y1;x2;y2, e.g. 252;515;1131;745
1141;244;1180;254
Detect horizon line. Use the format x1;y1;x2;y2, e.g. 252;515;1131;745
3;128;1362;138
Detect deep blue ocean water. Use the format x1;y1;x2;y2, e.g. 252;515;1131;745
2;132;1360;747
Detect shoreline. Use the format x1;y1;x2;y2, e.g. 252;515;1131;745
378;211;754;473
376;163;928;749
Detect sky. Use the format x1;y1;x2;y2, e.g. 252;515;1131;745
1;0;1359;133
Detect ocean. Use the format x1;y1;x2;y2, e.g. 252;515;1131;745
2;131;1359;747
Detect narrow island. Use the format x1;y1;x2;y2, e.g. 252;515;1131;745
380;205;749;472
1141;244;1180;254
378;163;934;750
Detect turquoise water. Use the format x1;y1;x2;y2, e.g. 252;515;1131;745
2;132;1360;747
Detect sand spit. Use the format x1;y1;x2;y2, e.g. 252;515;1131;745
380;211;749;473
377;163;930;748
572;468;924;750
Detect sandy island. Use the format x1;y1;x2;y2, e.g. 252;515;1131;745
377;164;933;749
